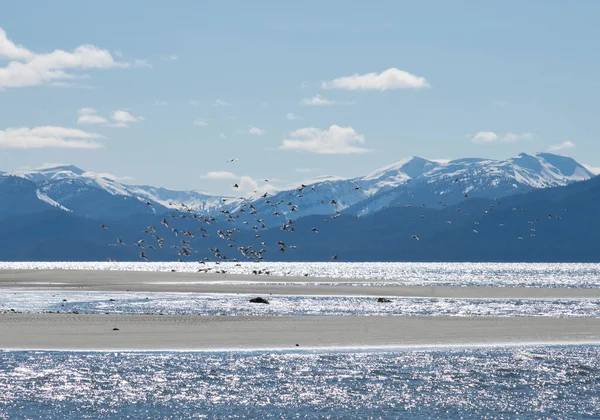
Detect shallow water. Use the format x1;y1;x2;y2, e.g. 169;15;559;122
0;345;598;419
2;291;600;318
2;261;600;287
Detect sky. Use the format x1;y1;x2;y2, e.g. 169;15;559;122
1;0;600;195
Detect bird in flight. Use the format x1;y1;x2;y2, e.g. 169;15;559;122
225;158;238;163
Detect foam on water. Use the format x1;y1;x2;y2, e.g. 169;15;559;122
2;261;600;287
0;346;598;419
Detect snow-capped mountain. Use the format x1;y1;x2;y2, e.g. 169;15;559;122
226;152;594;225
2;165;228;220
0;153;593;223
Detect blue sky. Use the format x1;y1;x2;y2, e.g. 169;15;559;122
1;0;599;194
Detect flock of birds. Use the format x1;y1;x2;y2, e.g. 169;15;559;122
100;161;567;266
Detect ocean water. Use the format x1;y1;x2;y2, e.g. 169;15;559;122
2;261;600;287
2;291;600;318
0;346;598;419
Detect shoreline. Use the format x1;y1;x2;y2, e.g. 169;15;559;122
2;314;599;351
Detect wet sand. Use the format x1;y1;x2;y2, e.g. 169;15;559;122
1;314;599;351
1;269;599;351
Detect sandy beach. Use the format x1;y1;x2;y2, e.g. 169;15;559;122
1;269;599;298
1;269;599;351
1;314;599;351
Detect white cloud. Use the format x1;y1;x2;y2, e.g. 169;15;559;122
0;126;104;149
214;99;230;106
286;112;303;121
201;171;238;180
78;114;108;125
153;100;168;106
548;140;575;152
193;119;209;127
200;170;268;193
111;110;140;127
238;175;258;192
78;107;97;115
281;125;370;154
299;94;354;106
0;27;143;89
322;67;430;91
248;126;265;136
189;99;201;106
472;132;499;144
472;131;534;144
219;133;227;139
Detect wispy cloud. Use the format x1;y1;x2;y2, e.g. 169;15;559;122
281;125;370;154
157;54;178;61
193;119;209;127
200;171;271;193
286;112;303;121
471;131;535;144
201;171;238;180
189;99;201;106
248;126;265;136
322;67;430;91
153;100;168;107
548;140;576;152
0;27;146;89
214;99;230;106
0;126;104;149
299;94;354;106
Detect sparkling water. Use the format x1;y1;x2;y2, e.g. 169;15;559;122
2;261;600;287
0;346;598;419
2;291;600;318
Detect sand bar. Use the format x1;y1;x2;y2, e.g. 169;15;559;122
1;314;599;351
1;270;599;298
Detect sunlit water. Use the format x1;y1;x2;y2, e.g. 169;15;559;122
2;261;600;287
0;346;598;419
2;291;600;318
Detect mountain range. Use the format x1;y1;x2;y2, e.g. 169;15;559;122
0;152;598;262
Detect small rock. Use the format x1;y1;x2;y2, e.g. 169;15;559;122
295;344;299;347
112;327;120;331
377;298;392;303
249;297;269;304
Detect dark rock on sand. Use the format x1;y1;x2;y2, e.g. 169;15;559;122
249;297;269;304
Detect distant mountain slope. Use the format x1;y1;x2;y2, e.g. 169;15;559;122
227;152;593;226
0;172;599;262
1;153;592;225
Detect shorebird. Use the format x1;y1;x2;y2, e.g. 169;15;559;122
100;224;108;229
140;252;148;261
